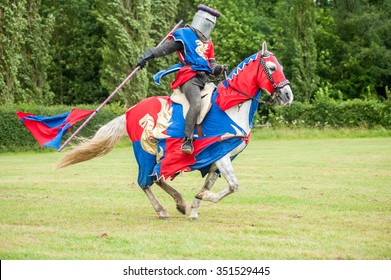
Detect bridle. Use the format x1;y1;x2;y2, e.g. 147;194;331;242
224;51;290;105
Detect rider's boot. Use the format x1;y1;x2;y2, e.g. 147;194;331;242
181;137;194;154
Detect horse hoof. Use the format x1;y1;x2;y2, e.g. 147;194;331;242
158;210;169;220
189;210;198;220
176;205;186;215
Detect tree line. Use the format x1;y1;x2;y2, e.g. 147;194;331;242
1;0;390;107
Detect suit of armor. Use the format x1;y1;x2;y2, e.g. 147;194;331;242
137;5;226;154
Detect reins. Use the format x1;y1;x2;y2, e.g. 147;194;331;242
224;76;269;105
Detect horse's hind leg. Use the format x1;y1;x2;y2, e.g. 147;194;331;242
155;179;187;215
143;187;169;219
190;168;219;220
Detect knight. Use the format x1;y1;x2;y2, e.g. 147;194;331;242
136;4;227;154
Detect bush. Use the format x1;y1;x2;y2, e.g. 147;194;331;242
2;98;390;152
263;99;391;129
0;103;125;152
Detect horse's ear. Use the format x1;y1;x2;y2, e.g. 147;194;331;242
261;41;267;55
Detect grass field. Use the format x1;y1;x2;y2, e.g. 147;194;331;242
0;131;390;259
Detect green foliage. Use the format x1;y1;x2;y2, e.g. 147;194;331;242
198;0;265;69
95;0;154;107
1;0;391;108
0;103;125;152
44;0;106;105
265;97;391;129
0;0;54;105
144;0;180;98
0;1;26;104
321;0;391;99
274;0;319;102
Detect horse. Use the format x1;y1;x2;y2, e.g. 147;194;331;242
56;42;293;220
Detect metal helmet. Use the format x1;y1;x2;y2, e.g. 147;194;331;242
190;4;221;39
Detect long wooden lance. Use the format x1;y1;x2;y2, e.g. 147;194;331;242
58;20;183;152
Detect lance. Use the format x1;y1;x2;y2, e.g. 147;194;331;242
58;19;183;152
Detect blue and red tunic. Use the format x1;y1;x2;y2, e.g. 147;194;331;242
153;27;216;89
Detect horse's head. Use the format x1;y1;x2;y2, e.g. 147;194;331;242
258;42;293;106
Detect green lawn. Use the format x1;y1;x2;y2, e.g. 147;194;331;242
0;134;390;259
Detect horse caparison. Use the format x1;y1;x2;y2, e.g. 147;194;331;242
56;42;293;220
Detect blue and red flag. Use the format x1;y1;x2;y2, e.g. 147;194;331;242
16;109;94;149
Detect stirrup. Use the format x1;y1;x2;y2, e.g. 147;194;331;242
181;138;194;154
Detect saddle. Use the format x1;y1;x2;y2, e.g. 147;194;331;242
170;82;216;125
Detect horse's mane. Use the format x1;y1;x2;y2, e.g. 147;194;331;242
215;52;262;111
225;52;259;83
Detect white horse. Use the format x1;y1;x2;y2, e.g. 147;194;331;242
56;42;293;219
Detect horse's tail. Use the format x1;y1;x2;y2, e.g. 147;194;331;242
55;114;127;169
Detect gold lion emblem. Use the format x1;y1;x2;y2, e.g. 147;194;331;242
139;98;172;162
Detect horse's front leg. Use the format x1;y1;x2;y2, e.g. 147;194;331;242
143;187;169;219
190;168;219;220
155;179;187;215
196;155;238;203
